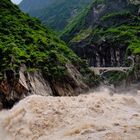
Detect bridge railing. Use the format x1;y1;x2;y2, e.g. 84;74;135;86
89;56;135;75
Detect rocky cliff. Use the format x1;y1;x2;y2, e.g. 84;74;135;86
61;0;140;67
0;64;89;109
0;0;97;109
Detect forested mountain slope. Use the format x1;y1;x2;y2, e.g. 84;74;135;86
19;0;92;31
61;0;140;67
0;0;97;108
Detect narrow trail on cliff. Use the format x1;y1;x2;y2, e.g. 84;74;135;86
0;88;140;140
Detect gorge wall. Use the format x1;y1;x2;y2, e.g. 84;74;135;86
0;0;96;109
70;43;127;67
0;64;89;109
62;0;140;67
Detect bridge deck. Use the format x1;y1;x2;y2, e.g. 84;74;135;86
90;67;130;71
89;67;131;75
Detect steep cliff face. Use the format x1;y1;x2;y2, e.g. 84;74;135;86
0;0;95;108
19;0;92;31
0;64;89;109
61;0;140;67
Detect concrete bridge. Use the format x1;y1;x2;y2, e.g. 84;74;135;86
89;56;134;76
89;67;132;75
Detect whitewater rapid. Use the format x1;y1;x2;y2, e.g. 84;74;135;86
0;88;140;140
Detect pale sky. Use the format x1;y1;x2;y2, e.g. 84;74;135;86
11;0;23;4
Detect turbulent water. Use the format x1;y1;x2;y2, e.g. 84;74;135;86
0;88;140;140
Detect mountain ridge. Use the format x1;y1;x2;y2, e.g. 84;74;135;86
61;0;140;64
61;0;140;84
19;0;92;31
0;0;97;108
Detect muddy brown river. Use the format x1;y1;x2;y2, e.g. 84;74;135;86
0;88;140;140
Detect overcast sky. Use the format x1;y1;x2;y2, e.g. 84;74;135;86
11;0;22;4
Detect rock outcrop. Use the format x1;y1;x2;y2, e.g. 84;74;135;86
48;63;88;96
0;64;89;109
61;0;140;67
0;65;51;109
70;43;127;67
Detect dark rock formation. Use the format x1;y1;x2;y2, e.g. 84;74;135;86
70;42;127;67
0;64;89;109
61;0;140;67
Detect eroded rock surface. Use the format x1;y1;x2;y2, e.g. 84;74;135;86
0;64;89;109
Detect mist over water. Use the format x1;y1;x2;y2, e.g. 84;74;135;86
0;87;140;140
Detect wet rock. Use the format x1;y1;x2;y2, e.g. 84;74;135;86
0;64;89;108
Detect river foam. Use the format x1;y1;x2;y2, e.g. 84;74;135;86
0;88;140;140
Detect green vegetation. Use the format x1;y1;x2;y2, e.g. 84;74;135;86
92;16;140;55
0;0;83;81
61;2;93;42
104;72;127;86
19;0;92;31
71;27;92;43
128;40;140;54
62;0;140;55
61;0;140;84
61;0;109;41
